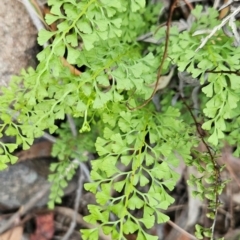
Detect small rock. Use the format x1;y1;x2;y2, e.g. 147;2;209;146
0;158;77;210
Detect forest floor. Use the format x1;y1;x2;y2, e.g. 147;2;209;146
1;0;240;240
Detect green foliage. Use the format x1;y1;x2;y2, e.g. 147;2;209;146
48;158;78;208
0;1;238;239
165;7;240;147
82;105;193;239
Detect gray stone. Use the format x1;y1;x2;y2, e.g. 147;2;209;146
0;0;38;87
0;158;77;210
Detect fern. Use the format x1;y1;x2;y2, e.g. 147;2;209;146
0;0;239;239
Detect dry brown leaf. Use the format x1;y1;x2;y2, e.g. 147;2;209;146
185;166;202;228
0;226;23;240
30;213;54;240
16;141;53;162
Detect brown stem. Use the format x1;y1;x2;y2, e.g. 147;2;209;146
126;0;179;110
180;95;222;239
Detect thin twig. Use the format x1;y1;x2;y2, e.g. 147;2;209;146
0;185;49;234
178;0;204;5
80;161;91;182
182;0;194;10
195;5;240;52
163;204;186;212
21;0;46;31
67;114;77;137
61;166;84;240
229;182;234;230
180;96;221;240
168;220;197;240
126;0;178;110
55;207;112;240
60;91;91;239
213;0;221;9
43;132;57;143
66;113;92;182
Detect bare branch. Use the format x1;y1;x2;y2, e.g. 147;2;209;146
195;5;240;52
168;220;197;240
67;114;78;137
61;166;84;240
